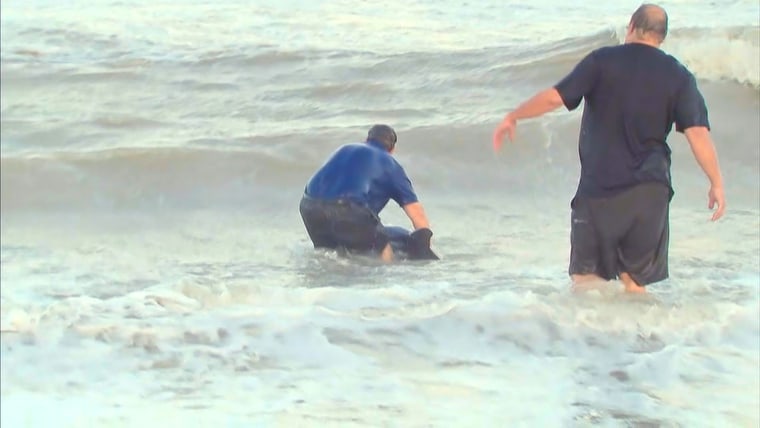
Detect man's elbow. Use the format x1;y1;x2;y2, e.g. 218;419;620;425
546;88;565;109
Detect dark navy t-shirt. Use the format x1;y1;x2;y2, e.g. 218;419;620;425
554;43;710;200
304;139;419;215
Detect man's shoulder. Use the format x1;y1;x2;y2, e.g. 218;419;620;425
580;45;627;66
653;49;692;75
592;44;691;75
586;44;625;59
337;142;366;151
331;142;372;157
590;45;618;55
331;142;396;166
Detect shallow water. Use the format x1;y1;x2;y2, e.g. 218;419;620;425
2;0;759;426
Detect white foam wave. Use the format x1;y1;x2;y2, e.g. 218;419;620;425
665;27;760;88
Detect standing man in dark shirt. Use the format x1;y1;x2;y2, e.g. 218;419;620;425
300;124;433;262
492;4;726;293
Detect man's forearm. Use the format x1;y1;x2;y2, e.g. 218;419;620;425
685;127;723;188
402;202;430;230
508;88;565;120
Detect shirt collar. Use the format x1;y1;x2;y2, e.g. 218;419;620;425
365;139;388;151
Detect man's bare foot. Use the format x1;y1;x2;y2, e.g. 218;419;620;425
623;283;647;293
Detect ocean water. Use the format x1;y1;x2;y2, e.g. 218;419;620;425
1;1;759;427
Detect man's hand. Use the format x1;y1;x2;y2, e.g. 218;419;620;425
708;185;726;221
493;114;516;152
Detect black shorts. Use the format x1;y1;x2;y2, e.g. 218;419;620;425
299;195;389;253
568;182;670;286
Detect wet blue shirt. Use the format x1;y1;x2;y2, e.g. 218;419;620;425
554;43;710;201
304;139;419;215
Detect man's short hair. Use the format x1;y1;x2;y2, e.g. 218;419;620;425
367;124;397;151
630;4;668;42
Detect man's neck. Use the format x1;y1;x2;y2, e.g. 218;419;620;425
625;37;661;48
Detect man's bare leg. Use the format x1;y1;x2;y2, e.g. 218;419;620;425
380;243;394;263
620;272;646;293
571;273;608;292
572;273;606;283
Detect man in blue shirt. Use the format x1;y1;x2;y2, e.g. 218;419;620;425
299;124;433;262
492;4;726;293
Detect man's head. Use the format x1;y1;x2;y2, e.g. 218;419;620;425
366;124;397;152
625;4;668;45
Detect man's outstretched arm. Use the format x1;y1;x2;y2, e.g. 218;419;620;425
508;88;565;121
493;88;565;150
